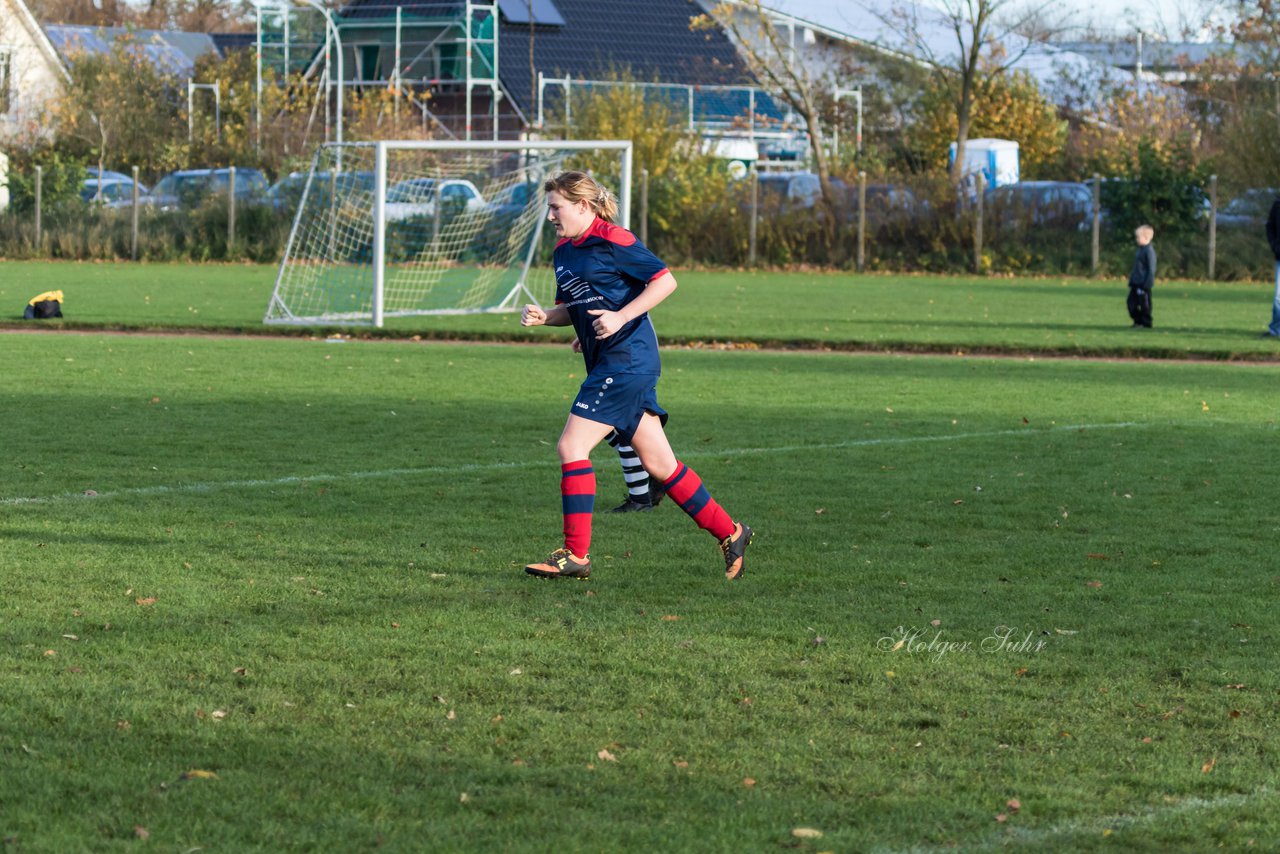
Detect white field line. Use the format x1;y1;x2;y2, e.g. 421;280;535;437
0;421;1142;507
878;786;1274;854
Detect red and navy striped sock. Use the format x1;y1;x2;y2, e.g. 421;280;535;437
662;461;735;541
561;460;595;558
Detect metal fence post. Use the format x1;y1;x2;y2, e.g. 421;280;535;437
228;166;237;252
131;165;140;261
34;165;43;254
1207;173;1217;280
857;170;866;273
748;168;758;267
1091;174;1101;276
640;168;648;246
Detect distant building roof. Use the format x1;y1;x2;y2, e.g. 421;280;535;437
333;0;754;117
1045;38;1255;87
759;0;1107;105
1053;40;1234;71
499;0;753;115
44;24;220;77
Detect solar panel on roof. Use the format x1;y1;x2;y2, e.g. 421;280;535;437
47;28;113;55
497;0;565;26
44;24;203;76
143;44;193;76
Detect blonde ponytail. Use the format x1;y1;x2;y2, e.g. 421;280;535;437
594;186;618;222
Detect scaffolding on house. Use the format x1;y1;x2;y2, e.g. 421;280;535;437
535;74;806;163
251;2;819;160
254;0;502;145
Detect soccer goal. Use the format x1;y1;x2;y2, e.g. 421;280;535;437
264;139;633;327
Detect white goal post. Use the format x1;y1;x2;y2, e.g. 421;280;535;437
265;139;633;327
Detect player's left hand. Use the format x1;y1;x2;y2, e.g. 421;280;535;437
587;309;624;340
521;304;546;327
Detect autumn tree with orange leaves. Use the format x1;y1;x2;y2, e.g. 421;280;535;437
48;34;187;178
871;0;1064;185
913;68;1067;178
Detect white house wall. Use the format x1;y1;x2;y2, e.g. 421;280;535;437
0;0;67;145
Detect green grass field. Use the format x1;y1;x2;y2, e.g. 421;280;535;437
3;262;1279;851
4;260;1280;360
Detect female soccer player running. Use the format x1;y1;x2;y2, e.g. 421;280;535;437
520;171;753;580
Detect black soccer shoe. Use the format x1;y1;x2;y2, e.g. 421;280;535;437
525;548;592;579
609;495;655;513
719;523;754;580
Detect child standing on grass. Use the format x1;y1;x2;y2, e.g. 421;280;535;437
519;171;753;581
1127;225;1156;328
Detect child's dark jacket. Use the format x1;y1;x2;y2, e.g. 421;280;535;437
1128;244;1156;291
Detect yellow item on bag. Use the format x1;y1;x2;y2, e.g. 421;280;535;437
27;290;64;306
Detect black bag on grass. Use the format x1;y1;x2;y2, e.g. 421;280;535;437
23;290;64;319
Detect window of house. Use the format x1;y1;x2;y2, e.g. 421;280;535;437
358;44;381;82
0;49;13;115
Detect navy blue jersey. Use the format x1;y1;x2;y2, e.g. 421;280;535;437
553;217;669;374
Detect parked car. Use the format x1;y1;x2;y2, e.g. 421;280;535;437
987;181;1096;230
383;177;486;222
266;170;375;214
857;183;927;229
751;172;927;232
448;181;542;257
756;171;822;210
81;176;149;208
144;167;270;211
482;181;539;226
486;180;534;213
85;167;134;182
1217;188;1278;229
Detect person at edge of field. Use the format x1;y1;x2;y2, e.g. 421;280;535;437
519;170;752;580
1264;195;1280;338
569;336;666;513
1127;224;1156;329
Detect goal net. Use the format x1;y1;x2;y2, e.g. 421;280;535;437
265;139;633;327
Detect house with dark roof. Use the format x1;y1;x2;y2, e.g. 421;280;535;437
326;0;774;140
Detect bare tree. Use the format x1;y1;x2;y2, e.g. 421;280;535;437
131;0;254;31
1185;0;1280;186
1052;0;1227;41
692;1;841;210
30;0;254;30
871;0;1062;184
27;0;124;26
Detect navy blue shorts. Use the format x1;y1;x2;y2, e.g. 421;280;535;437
570;369;668;443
